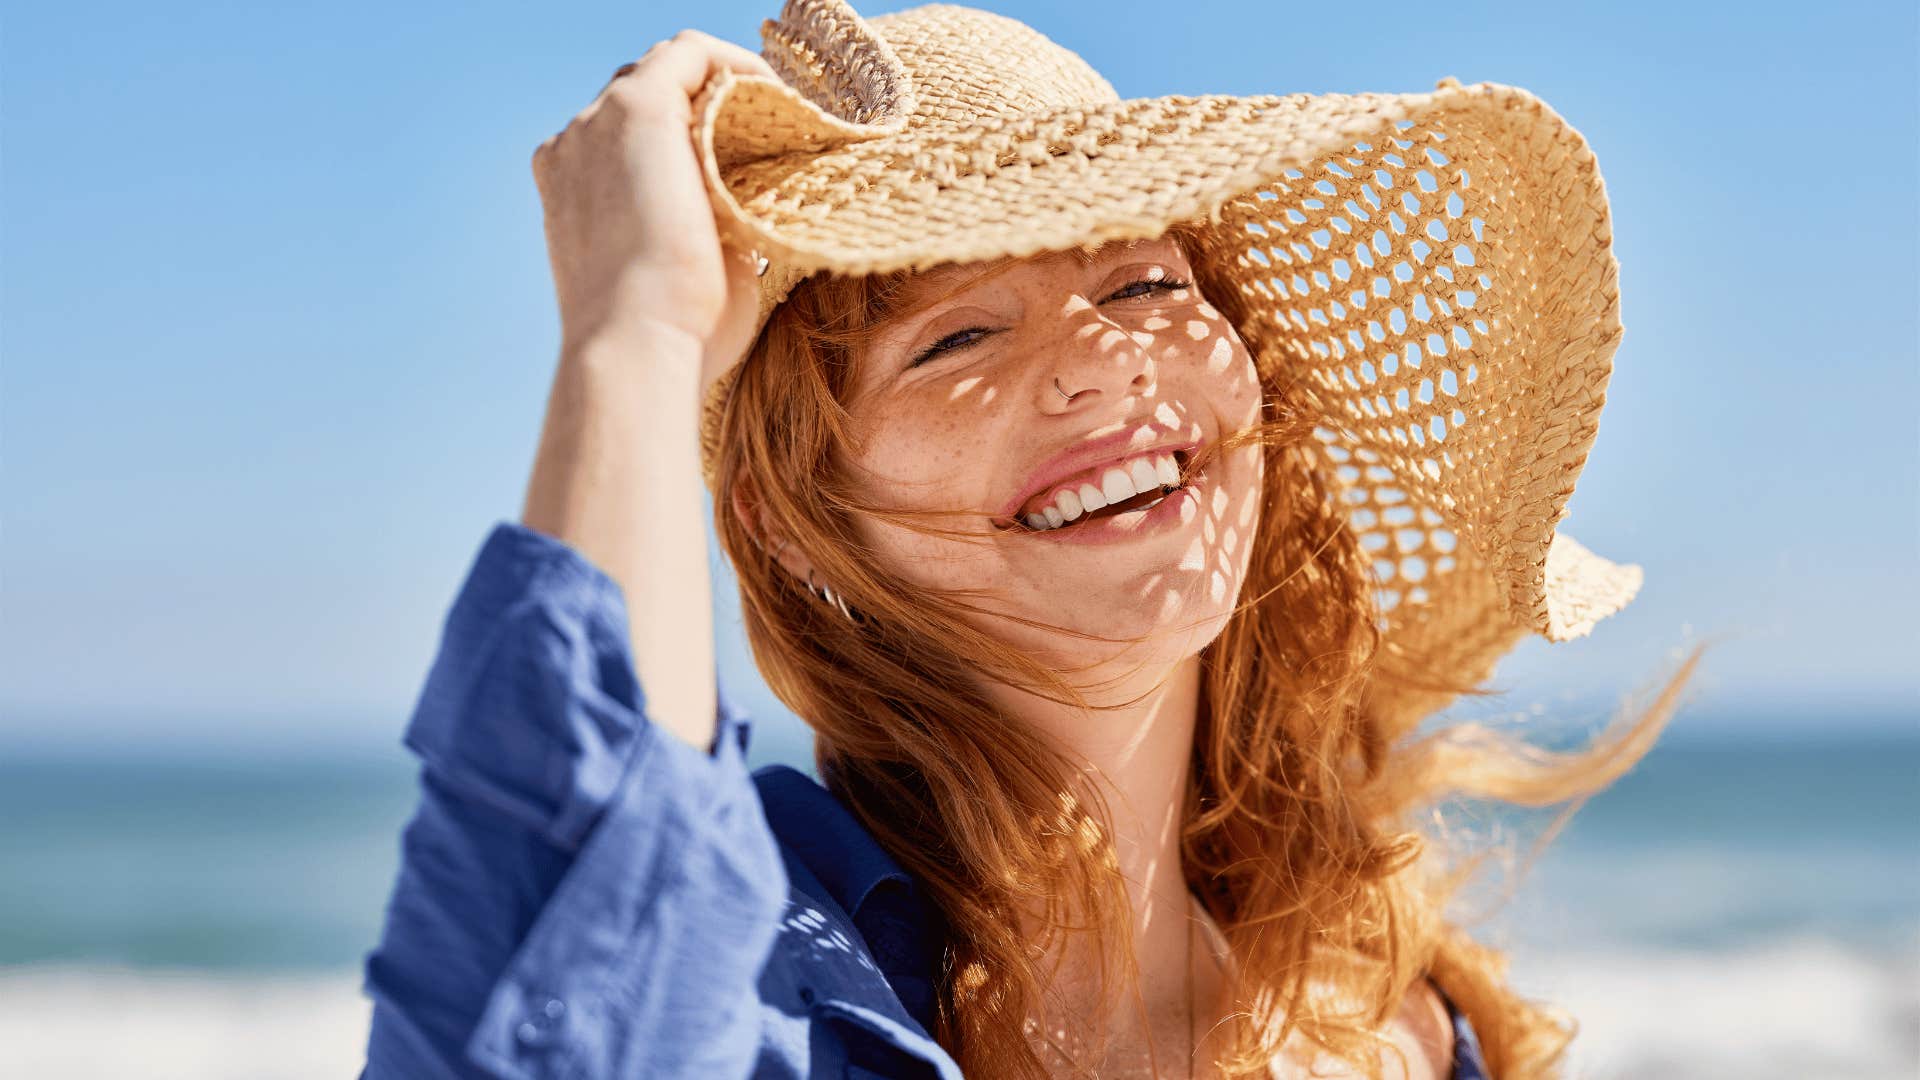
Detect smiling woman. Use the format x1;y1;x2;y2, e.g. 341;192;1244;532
709;213;1697;1079
359;1;1705;1078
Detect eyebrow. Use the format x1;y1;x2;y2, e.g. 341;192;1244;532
892;237;1166;312
891;259;1013;310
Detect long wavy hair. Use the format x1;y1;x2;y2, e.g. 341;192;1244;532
710;220;1705;1079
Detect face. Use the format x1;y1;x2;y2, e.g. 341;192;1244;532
836;235;1266;691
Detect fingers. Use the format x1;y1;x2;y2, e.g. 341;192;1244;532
533;30;781;189
625;29;780;99
600;60;641;93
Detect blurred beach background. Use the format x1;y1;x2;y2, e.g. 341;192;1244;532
2;0;1915;1077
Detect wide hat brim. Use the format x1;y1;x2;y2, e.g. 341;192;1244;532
693;0;1642;730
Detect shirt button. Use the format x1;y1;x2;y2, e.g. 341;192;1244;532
515;997;568;1049
515;1020;550;1048
798;986;816;1005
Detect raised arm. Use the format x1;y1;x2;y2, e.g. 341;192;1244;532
360;32;792;1079
519;30;780;754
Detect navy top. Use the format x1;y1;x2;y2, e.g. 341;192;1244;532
359;522;1491;1078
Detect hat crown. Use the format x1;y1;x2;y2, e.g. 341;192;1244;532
870;4;1121;124
759;1;1118;132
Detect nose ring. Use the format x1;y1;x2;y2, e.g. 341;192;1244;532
1053;377;1073;401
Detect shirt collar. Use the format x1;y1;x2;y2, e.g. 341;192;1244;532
752;764;921;926
752;763;945;1027
722;691;919;925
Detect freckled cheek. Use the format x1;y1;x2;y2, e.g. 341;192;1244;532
1201;332;1238;375
1166;334;1262;423
1211;329;1264;423
1231;356;1264;424
858;415;991;511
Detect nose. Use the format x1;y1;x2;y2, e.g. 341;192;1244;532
1038;308;1157;413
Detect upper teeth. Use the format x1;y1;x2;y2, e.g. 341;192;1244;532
1021;451;1183;531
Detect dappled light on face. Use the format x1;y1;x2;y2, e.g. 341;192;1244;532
949;375;998;404
976;294;1263;653
1178;532;1206;574
1192;433;1262;610
836;240;1268;681
1234;483;1259;531
1205;335;1236;374
1207;481;1232;518
1207;568;1231;605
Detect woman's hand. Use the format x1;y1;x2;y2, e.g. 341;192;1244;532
520;30;780;753
529;29;780;401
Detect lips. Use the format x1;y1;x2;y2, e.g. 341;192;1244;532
993;428;1201;531
1012;448;1188;531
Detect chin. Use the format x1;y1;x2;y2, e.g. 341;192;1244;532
1007;579;1242;677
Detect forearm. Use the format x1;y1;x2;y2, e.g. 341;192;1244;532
520;322;716;754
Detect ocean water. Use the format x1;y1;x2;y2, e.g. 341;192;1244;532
0;729;1913;1078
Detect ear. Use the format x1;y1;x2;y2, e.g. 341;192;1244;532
728;467;817;588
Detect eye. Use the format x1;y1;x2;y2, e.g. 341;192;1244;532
1105;274;1193;302
906;274;1194;368
909;326;998;368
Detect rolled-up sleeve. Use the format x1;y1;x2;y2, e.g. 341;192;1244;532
361;522;786;1080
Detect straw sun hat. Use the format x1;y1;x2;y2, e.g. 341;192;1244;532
691;0;1642;727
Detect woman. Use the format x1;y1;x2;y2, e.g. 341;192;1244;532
361;3;1703;1077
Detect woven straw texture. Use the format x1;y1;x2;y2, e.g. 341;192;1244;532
689;0;1641;727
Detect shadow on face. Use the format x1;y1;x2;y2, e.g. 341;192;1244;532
833;234;1268;684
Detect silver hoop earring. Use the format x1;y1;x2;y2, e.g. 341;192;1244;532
805;568;859;625
1053;377;1073;401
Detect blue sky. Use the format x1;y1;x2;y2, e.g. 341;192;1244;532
2;0;1914;751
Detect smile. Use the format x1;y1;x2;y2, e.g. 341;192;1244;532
997;448;1197;535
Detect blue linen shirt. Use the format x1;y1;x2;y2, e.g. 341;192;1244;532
359;522;1489;1079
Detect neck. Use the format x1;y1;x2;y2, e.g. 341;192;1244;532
986;653;1209;1052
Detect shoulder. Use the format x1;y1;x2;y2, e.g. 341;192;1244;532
1265;974;1465;1079
1389;976;1457;1080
